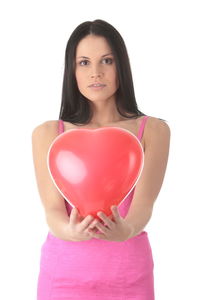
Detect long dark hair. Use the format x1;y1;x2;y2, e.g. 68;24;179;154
59;19;163;124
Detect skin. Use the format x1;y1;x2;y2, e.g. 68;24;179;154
66;34;170;242
75;34;124;127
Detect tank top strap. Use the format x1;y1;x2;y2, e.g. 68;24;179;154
58;119;64;134
137;115;149;141
58;116;149;139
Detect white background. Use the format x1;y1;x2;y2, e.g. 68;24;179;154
0;0;199;299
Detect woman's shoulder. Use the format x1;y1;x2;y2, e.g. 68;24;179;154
31;120;64;141
146;115;170;133
144;115;171;147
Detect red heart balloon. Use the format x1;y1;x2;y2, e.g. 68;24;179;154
47;127;144;219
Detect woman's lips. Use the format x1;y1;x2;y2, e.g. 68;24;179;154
89;85;106;90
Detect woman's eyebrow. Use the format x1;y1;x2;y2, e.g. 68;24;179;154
77;53;113;59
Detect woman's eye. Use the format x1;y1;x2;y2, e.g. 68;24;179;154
79;60;88;66
78;58;113;66
102;58;113;64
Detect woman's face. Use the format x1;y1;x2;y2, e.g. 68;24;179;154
75;35;119;104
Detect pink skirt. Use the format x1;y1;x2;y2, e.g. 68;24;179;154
37;230;154;300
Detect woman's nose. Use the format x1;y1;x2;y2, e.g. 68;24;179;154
91;73;102;79
90;65;103;78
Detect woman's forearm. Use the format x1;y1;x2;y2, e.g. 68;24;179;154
125;205;153;238
45;208;71;241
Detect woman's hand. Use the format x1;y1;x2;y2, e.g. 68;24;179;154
88;206;133;242
66;207;98;242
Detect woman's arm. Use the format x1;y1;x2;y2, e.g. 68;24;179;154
32;120;71;240
125;117;171;237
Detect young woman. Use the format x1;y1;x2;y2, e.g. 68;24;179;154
32;19;170;300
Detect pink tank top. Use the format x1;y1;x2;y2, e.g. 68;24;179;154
58;116;149;218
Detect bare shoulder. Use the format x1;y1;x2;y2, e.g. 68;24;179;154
146;116;170;132
31;120;60;138
144;116;171;145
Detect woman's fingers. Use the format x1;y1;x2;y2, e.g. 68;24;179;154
88;219;99;229
70;208;96;231
111;206;121;222
97;212;114;229
69;207;78;224
80;214;95;231
70;208;116;234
